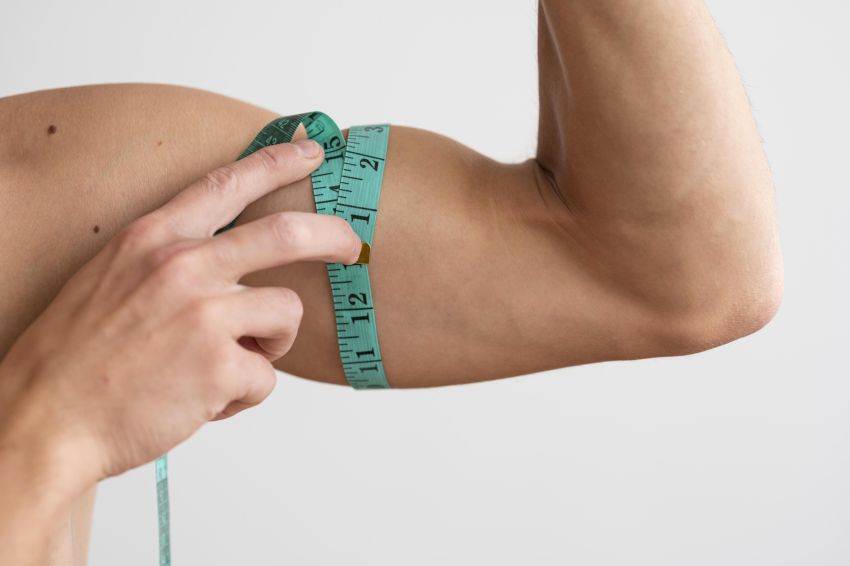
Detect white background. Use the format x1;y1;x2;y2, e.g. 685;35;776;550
1;1;848;564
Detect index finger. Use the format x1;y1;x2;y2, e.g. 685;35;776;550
157;139;324;237
196;210;365;282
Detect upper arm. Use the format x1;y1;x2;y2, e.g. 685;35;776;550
0;82;672;393
239;124;672;388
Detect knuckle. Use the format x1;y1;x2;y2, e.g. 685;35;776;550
208;350;252;408
150;245;204;284
114;215;167;254
202;164;240;195
144;241;186;271
196;332;228;369
254;145;288;171
202;404;221;423
270;212;311;249
221;348;247;376
209;348;241;388
275;288;303;322
186;298;226;328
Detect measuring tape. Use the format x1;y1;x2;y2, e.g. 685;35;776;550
154;111;391;565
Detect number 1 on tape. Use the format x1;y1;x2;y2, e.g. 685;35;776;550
156;111;391;566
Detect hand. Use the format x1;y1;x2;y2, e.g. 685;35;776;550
0;138;362;487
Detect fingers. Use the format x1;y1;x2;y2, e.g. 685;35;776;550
157;140;325;238
196;210;363;282
220;285;304;358
211;285;301;421
212;348;278;421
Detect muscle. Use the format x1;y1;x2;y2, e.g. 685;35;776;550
0;83;652;394
535;0;782;341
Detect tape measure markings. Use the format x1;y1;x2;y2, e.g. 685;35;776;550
156;111;391;566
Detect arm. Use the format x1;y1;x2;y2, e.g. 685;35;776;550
0;4;782;390
0;83;655;389
534;0;783;347
0;2;782;563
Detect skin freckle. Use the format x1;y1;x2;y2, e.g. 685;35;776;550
157;141;163;146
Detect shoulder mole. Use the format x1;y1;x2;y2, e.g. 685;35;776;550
47;124;58;135
93;225;100;234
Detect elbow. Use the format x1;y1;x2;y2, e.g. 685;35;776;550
660;252;785;356
721;273;784;344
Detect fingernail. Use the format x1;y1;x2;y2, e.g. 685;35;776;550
294;139;321;157
355;242;371;265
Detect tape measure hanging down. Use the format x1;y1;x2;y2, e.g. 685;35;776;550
155;111;391;566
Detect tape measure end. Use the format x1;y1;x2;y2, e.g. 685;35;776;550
355;242;371;264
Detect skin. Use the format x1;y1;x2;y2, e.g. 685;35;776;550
0;1;783;564
0;141;364;566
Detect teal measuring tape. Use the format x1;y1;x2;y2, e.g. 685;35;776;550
155;111;391;565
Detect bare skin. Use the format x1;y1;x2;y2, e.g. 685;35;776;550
0;1;782;564
0;141;364;566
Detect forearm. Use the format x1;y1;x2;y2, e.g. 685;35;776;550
536;0;782;342
538;1;753;192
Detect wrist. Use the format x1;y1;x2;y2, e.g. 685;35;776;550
0;416;88;565
0;381;98;516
